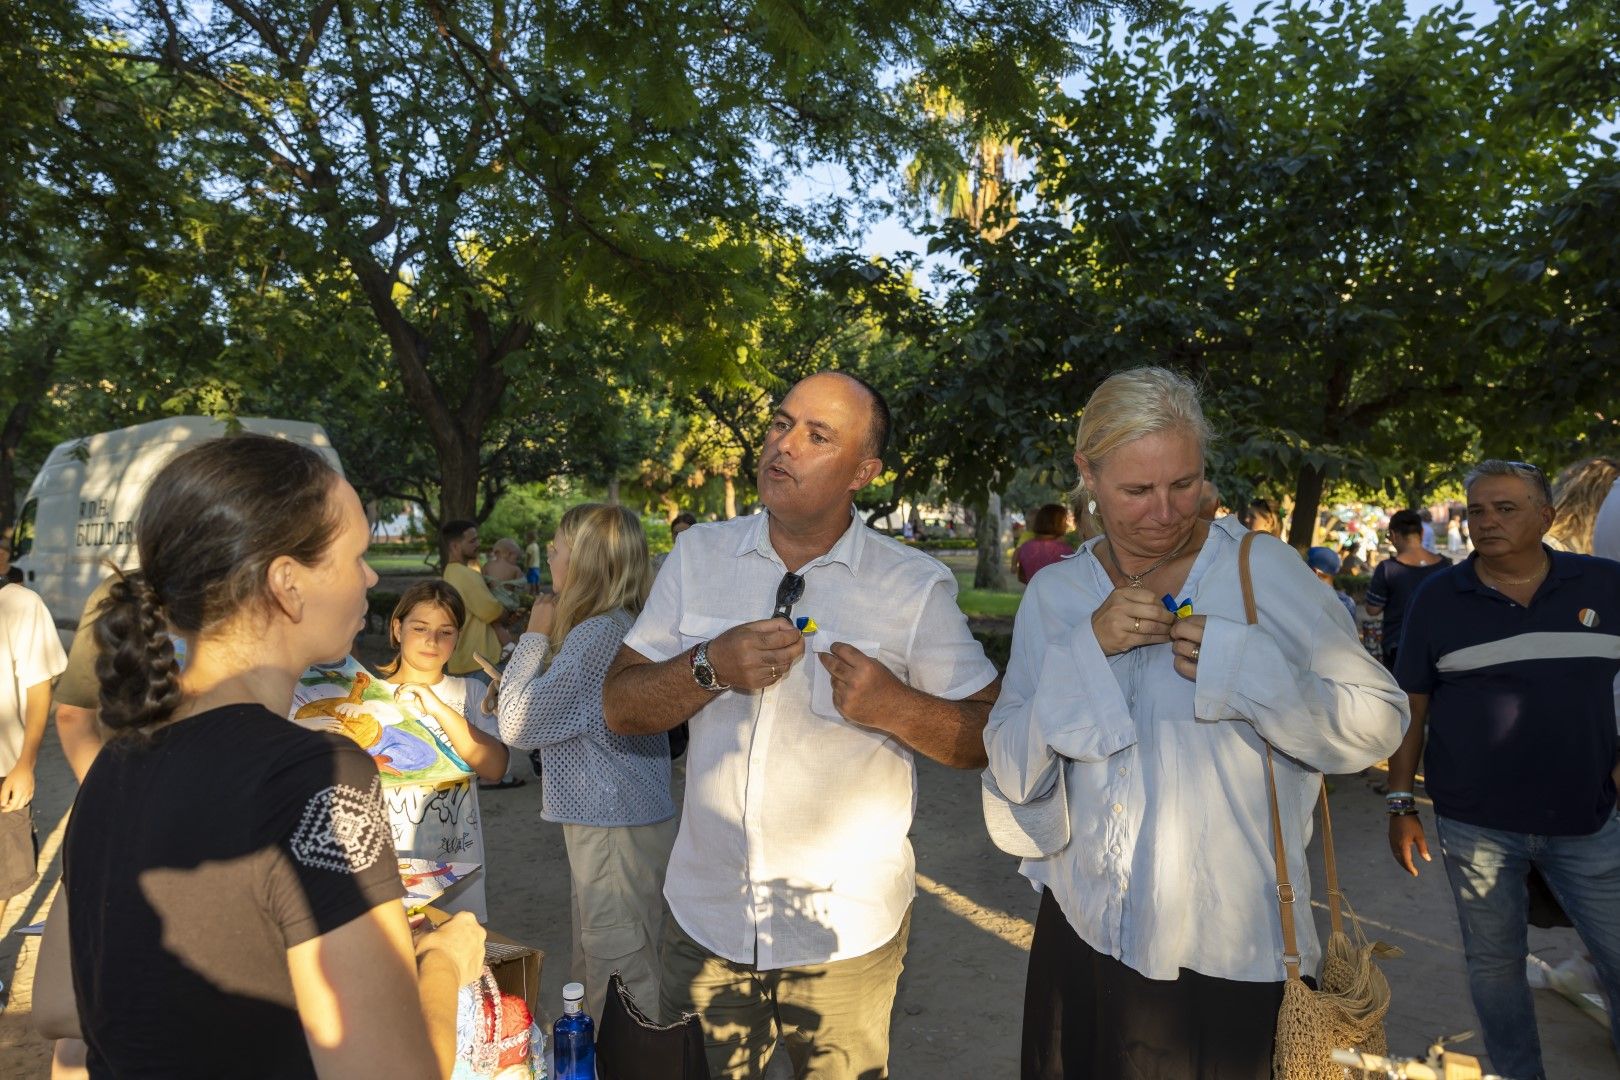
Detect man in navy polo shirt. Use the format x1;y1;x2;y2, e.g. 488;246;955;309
1386;459;1620;1079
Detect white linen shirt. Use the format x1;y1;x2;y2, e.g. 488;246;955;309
624;510;998;969
1;583;68;775
984;516;1408;983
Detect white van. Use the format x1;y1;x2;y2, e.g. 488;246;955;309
11;417;343;641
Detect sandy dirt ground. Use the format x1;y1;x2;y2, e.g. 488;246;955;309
1;581;1614;1077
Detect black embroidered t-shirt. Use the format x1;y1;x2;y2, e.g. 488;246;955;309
64;704;404;1078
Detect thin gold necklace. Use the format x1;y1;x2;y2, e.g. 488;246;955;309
1478;556;1549;588
1104;532;1194;588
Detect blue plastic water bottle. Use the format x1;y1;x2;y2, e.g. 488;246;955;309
553;981;596;1079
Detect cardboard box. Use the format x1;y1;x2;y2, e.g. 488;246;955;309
485;928;543;1018
422;906;544;1018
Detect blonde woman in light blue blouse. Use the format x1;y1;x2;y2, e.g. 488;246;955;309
984;367;1408;1080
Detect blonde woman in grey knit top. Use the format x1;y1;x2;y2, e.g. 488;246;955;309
497;503;674;1022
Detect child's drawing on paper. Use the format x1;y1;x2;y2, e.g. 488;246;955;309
291;656;471;784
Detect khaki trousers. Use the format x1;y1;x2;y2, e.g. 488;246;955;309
561;817;677;1023
660;906;912;1080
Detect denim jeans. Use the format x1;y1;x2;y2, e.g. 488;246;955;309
1437;812;1620;1079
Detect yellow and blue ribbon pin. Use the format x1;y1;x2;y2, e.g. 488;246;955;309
795;616;818;633
1161;595;1194;619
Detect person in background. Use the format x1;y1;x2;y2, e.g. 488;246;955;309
440;519;512;676
1548;456;1620;554
33;576;115;1076
1364;509;1450;672
1015;504;1076;584
1339;543;1367;575
1388;459;1620;1080
64;434;484;1078
986;367;1406;1079
524;529;544;591
50;577;120;783
482;537;532;625
1;571;68;898
654;511;699;574
0;533;22;584
1592;471;1620;562
1306;546;1359;623
1197;479;1220;521
483;537;525;585
1238;498;1282;537
497;503;671;1023
1419;507;1439;554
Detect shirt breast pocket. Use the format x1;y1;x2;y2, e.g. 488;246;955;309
809;635;884;720
678;612;738;653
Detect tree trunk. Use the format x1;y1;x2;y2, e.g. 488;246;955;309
1287;463;1326;551
352;263;526;528
434;429;484;526
606;476;621;505
723;473;737;519
973;487;1009;589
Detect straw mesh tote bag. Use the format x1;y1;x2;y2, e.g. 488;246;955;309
1236;531;1401;1079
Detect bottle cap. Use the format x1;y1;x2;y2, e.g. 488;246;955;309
563;981;585;1002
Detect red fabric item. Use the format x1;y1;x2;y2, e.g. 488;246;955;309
497;991;532;1069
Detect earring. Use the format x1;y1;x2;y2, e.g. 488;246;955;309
1087;500;1097;516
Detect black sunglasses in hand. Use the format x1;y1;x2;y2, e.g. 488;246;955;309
772;571;805;622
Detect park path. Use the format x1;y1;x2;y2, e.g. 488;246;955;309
1;686;1613;1076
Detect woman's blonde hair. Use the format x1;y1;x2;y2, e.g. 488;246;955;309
548;503;653;657
1548;456;1620;554
1069;366;1212;507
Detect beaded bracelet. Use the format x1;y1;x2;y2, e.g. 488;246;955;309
1387;807;1419;817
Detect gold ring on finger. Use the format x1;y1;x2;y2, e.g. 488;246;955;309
1133;618;1141;633
1191;645;1200;661
770;664;777;681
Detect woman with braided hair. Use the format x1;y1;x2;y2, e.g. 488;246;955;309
62;434;485;1079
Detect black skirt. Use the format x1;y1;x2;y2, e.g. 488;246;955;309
1022;887;1285;1080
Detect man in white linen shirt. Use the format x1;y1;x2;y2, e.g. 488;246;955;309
1;579;69;911
603;371;1001;1080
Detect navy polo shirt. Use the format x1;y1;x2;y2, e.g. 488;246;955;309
1395;547;1620;836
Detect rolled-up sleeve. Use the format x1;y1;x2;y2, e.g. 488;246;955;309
903;574;999;700
622;539;686;663
1194;544;1408;774
984;576;1139;802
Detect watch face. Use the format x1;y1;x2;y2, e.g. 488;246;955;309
693;642;720;689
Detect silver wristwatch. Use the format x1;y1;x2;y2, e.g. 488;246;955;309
691;640;730;692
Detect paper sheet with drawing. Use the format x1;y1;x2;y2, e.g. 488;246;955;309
290;657;489;920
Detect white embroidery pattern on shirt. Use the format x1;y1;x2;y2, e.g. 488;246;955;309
290;778;390;874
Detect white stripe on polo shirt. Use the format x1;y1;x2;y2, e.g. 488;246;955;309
1437;631;1620;674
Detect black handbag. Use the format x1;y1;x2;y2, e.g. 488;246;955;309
596;970;710;1079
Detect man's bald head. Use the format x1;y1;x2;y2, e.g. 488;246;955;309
794;371;890;459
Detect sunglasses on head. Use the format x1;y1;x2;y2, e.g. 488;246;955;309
772;571;805;621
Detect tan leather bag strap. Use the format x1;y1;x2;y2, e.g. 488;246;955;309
1238;531;1342;981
